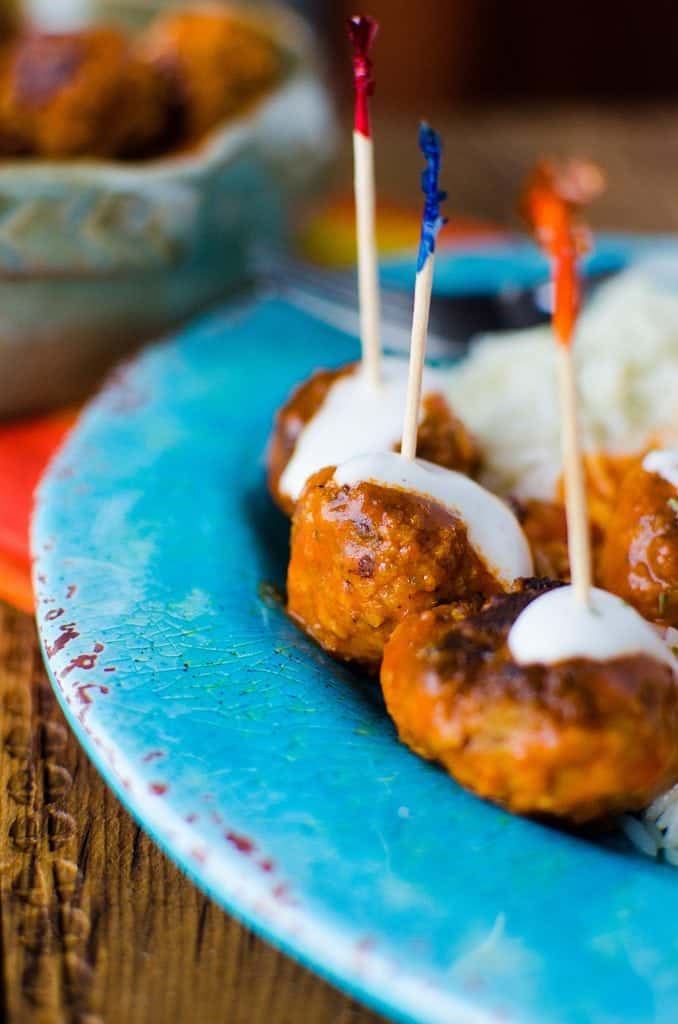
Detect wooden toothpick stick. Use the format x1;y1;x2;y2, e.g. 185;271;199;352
523;159;605;605
555;322;593;604
347;15;381;388
401;124;447;460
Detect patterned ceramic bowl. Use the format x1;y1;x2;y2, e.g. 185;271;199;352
0;5;335;416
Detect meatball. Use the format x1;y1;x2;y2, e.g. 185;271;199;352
516;498;606;583
268;363;480;516
0;46;25;156
381;580;678;822
0;10;19;152
0;28;172;158
138;6;281;141
0;0;17;39
396;391;479;476
287;467;503;669
598;458;678;626
268;365;354;516
516;499;571;581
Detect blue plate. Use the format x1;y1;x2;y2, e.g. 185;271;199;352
383;231;678;295
33;241;678;1024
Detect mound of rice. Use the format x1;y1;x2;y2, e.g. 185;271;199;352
445;269;678;860
446;270;678;500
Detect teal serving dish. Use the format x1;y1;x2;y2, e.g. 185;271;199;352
33;241;678;1024
0;4;334;417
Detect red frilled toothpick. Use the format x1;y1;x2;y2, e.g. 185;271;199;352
522;159;605;605
347;15;380;387
347;14;377;137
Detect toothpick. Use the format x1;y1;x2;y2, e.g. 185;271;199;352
402;255;435;459
523;159;604;605
347;15;381;388
554;316;593;604
401;124;447;460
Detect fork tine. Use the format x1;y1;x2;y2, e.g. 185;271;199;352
284;259;418;321
284;287;463;360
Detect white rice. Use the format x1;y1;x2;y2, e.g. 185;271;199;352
620;815;659;858
446;270;678;501
636;787;678;863
444;269;678;860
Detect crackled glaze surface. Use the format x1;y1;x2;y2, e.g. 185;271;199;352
33;293;678;1024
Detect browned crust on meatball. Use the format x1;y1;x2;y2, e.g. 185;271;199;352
396;390;480;478
0;28;172;159
267;363;480;516
598;460;678;627
381;580;678;822
514;500;572;581
515;498;607;582
287;468;503;669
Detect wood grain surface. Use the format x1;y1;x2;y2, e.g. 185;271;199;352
0;601;383;1024
2;105;678;1024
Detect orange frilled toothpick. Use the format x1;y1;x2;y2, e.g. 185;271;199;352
522;159;605;606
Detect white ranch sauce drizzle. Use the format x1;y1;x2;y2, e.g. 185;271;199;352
508;585;677;671
278;358;450;504
333;451;533;585
643;449;678;489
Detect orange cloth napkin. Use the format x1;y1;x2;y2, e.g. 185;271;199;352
0;410;76;611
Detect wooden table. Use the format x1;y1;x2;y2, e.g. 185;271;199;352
2;106;678;1023
0;601;383;1024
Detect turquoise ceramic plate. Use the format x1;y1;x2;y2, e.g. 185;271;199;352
33;242;678;1024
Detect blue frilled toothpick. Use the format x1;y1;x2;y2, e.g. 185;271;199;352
401;124;447;459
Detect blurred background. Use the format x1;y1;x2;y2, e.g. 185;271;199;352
11;0;678;233
319;0;678;107
1;0;677;418
290;0;678;231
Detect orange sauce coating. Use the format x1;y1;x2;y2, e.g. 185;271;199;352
287;468;502;669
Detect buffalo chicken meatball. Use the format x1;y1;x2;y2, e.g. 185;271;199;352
0;28;171;158
381;580;678;822
598;452;678;627
516;499;571;581
268;362;480;516
516;497;609;583
286;453;532;669
138;5;281;140
268;364;354;517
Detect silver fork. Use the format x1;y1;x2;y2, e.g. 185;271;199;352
269;256;461;359
257;253;614;360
